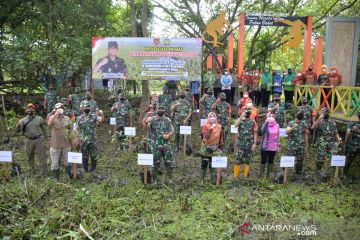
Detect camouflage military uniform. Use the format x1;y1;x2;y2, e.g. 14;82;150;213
287;120;307;174
45;91;58;114
112;100;131;148
268;102;286;127
77;113;98;172
185;91;193;108
148;114;174;183
298;105;315;129
158;93;172;117
236;119;257;164
345;121;360;175
315;119;338;170
215;101;231;141
201;95;216;119
70;94;82;117
144;111;156;153
173;99;191;150
166;81;177;101
80;99;98;115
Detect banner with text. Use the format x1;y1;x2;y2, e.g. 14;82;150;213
92;37;202;81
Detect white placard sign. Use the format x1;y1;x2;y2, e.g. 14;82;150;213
180;126;192;135
125;127;136;136
279;128;287;137
211;156;228;168
331;155;346;167
110;117;116;125
280;156;295;168
0;151;12;163
200;119;206;126
137;154;154;166
231;125;238;134
68;152;83;164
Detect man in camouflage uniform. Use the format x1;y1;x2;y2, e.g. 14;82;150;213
268;93;286;127
170;90;192;151
166;80;178;101
69;87;82;118
142;104;156;153
211;92;231;150
286;111;308;178
146;104;175;184
77;104;99;172
234;107;258;178
200;88;216;119
344;110;360;177
158;87;172;117
80;92;98;115
44;85;59;114
312;107;341;175
298;96;316;143
111;93;132;150
185;86;193;109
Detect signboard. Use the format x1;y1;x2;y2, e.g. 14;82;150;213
279;128;287;137
110;117;116;125
137;154;154;166
212;156;228;168
180;126;192;135
68;152;83;164
0;151;12;163
200;119;206;126
124;127;136;136
231;125;238;134
92;37;202;81
244;15;307;26
280;156;295;168
331;155;346;167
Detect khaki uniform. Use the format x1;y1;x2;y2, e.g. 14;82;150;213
17;115;47;175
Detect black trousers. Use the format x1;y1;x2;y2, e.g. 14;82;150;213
260;89;270;107
284;90;294;104
224;89;231;104
214;87;221;98
252;90;260;106
261;150;277;164
230;87;236;104
193;93;200;109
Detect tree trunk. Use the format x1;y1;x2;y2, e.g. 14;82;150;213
138;0;150;125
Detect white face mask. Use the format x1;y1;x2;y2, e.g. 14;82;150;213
209;117;217;123
331;70;336;74
224;72;229;75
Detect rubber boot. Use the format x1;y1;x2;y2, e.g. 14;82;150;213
243;164;250;177
210;168;216;184
201;169;206;185
152;169;159;184
83;158;89;172
90;159;97;172
175;134;180;152
52;170;60;181
65;166;72;179
259;164;266;178
266;164;273;178
166;167;174;185
234;164;241;177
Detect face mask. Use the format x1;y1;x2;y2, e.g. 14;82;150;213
324;113;329;119
275;99;280;102
302;101;307;105
245;111;251;118
255;73;259;76
331;70;336;74
358;113;360;119
209;117;216;123
308;68;313;71
224;72;229;75
58;109;64;115
27;111;34;116
157;111;165;116
180;95;185;99
120;98;125;102
283;72;287;75
268;121;276;127
220;98;226;102
84;109;90;114
87;96;91;100
288;70;292;74
207;92;213;95
297;73;302;77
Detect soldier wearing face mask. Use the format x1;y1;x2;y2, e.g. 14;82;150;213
47;103;73;180
344;110;360;177
200;88;216;119
77;104;100;172
312;107;341;179
211;92;231;150
170;90;192;151
146;104;175;184
80;92;99;115
16;103;48;176
111;93;132;151
268;94;287;128
234;107;258;178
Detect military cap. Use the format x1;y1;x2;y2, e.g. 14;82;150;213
219;92;226;97
108;41;118;48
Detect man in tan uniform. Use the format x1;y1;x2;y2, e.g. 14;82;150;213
47;103;73;180
16;103;47;176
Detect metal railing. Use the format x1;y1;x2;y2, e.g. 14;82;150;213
294;85;360;118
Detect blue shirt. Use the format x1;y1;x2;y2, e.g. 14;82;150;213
221;74;233;89
190;81;200;94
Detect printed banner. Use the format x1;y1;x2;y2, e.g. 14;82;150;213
244;15;307;26
92;37;202;81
